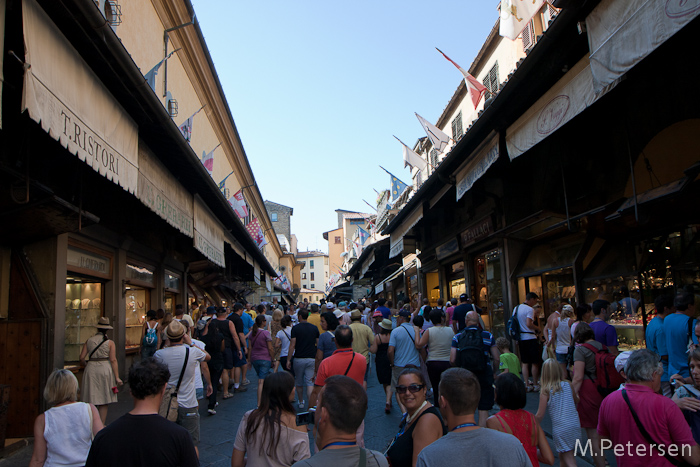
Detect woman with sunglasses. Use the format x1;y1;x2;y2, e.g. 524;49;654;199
386;368;446;467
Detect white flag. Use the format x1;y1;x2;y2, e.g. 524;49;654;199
394;136;428;171
415;113;450;153
500;0;545;40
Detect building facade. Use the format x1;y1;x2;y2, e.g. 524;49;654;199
297;250;329;291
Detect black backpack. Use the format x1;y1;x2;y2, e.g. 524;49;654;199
202;322;224;357
457;328;487;373
507;305;521;342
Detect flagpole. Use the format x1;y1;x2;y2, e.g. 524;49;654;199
362;200;377;212
219;171;234;186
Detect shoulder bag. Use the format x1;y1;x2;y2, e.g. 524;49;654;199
88;335;108;361
159;346;189;422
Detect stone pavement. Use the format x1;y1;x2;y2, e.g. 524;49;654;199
0;360;617;466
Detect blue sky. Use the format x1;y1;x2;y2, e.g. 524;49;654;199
191;1;500;253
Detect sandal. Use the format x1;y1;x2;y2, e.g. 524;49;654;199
223;393;234;399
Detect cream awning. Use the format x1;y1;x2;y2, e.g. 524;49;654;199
193;196;225;267
389;206;423;259
587;0;700;94
21;0;138;193
455;132;499;201
506;56;612;161
138;145;194;237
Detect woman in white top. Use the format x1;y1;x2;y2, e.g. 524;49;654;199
274;315;294;374
30;369;103;467
414;308;454;404
232;371;310;467
551;304;575;378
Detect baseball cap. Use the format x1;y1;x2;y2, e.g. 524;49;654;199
460;293;468;301
338;301;347;307
398;310;411;318
326;302;336;310
614;351;633;373
372;310;383;318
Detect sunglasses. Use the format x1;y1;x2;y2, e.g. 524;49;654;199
395;384;424;394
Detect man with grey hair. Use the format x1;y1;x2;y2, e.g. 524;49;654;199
598;349;700;466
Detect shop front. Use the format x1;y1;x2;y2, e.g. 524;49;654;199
124;261;155;353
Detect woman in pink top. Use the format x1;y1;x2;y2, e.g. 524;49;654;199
445;298;457;326
249;314;274;407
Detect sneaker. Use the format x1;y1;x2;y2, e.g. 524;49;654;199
298;400;305;410
207;408;216;415
234;386;248;393
242;379;251;386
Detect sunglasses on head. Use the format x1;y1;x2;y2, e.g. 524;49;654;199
395;384;424;394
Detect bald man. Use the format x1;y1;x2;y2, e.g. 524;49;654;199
450;310;500;426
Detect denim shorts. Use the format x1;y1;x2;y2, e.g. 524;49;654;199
555;352;568;364
253;359;272;380
196;387;204;400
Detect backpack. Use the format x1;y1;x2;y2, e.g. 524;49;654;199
582;343;625;397
507;305;521;342
457;328;487;373
202;323;224;357
142;321;157;347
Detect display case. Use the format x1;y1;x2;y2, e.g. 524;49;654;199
125;287;148;350
65;281;103;363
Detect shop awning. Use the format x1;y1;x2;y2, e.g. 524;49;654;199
506;56;611;161
586;0;700;95
22;0;139;193
194;196;225;268
455;132;500;202
389;206;423;258
516;236;586;277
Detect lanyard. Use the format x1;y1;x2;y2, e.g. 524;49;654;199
452;423;477;431
322;441;356;450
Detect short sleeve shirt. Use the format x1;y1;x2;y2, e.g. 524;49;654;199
276;327;292;358
515;304;536;341
240;312;254;335
249;330;272;361
451;326;496;368
227;313;244;336
315;349;367;387
645;316;669;381
350;322;374;359
499;352;521;378
154;345;206;408
445;306;454;325
573;340;602;380
589;319;618;347
307;313;323;335
388;323;421;368
377;306;391;319
665;313;697;378
291;322;320;359
317;332;337;359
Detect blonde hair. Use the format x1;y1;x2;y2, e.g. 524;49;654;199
540;358;564;396
272;310;284;322
44;369;79;406
561;305;575;320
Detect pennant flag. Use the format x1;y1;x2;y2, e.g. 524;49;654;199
218;179;226;191
245;218;267;250
500;0;544;40
380;166;408;202
415;113;450;153
358;227;369;245
394;136;428;172
178;107;203;142
436;48;488;109
201;144;219;175
228;189;249;218
144;50;178;92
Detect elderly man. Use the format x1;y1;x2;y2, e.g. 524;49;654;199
451;310;499;427
295;376;387;467
598;349;700;466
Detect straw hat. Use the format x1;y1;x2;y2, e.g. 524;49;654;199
95;317;113;330
166;320;186;340
379;319;393;331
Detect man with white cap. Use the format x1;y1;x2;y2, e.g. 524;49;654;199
614;350;633;391
155;320;210;456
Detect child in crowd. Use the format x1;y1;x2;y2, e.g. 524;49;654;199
535;358;579;467
496;337;521;379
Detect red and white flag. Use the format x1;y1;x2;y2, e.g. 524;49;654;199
178;107;204;142
202;148;215;175
436;48;487;109
245;218;267;250
228;189;249;218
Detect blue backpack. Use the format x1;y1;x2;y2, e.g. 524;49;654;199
142;322;158;347
507;305;521;341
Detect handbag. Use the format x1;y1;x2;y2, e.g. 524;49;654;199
159;346;189;422
622;389;692;467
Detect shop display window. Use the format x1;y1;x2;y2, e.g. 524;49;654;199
483;249;505;337
65;279;103;364
125;286;149;349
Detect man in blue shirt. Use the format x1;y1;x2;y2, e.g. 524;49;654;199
646;295;673;396
376;298;391;319
450;311;499;426
388;310;421;412
666;290;697;381
589;300;619;355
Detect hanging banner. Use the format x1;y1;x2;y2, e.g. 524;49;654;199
265;273;271;292
456;133;499;201
389;206;423;258
587;0;700;94
193;196;225;267
21;0;138;193
138;145;193;237
375;282;384;294
254;262;261;285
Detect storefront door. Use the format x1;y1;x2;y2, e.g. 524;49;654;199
473;249;505;337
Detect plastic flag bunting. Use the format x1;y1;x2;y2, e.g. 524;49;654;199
228;189;249;218
500;0;544;40
415;113;450;153
436;48;487;109
394;136;428;171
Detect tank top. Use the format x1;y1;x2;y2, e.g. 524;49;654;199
209;319;234;347
44;402;93;467
387;406;446;467
494;409;538;467
555;317;572;354
426;326;454;362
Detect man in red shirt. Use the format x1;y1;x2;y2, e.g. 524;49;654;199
310;324;367;447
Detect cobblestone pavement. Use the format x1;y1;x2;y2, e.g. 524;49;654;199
1;359;616;466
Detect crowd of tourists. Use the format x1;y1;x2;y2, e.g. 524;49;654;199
28;288;700;467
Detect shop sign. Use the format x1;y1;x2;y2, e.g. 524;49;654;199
254;263;261;285
375;282;384;294
67;247;110;277
435;237;460;261
194;197;226;268
389;237;404;259
456;136;499;201
126;263;155;286
361;252;375;277
138;175;193;237
194;231;225;267
265;273;271;292
461;218;494;248
165;271;180;291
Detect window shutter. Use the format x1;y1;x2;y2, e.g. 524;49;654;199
522;20;534;51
